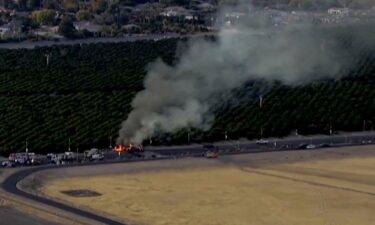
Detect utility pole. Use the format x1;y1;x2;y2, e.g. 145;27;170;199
45;53;51;66
187;131;190;144
259;95;264;140
259;95;263;109
149;137;152;145
329;124;333;135
68;138;71;151
225;131;228;140
25;139;28;153
109;136;112;149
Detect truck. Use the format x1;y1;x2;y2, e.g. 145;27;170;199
9;152;38;166
84;148;104;161
205;151;219;158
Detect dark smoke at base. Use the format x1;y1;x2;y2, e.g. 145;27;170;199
117;8;369;145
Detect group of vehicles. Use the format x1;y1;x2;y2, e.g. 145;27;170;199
1;144;142;168
1;152;42;168
1;149;106;168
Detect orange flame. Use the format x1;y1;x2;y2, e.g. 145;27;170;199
112;144;143;153
113;144;127;152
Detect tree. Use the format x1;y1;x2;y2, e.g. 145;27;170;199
43;0;59;9
62;0;78;12
76;9;91;21
31;9;56;25
92;0;107;14
58;17;77;39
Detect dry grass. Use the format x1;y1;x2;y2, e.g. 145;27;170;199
42;150;375;225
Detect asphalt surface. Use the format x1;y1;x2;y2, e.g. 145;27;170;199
0;206;59;225
0;32;214;49
2;131;375;225
146;132;375;156
2;166;125;225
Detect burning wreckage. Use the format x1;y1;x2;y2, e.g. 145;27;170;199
112;144;144;157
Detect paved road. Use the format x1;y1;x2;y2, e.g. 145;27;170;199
0;32;214;49
146;131;375;156
2;166;126;225
2;131;375;225
0;206;59;225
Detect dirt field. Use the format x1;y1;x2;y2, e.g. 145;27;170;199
40;146;375;225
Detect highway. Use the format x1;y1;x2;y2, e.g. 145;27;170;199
146;132;375;156
1;131;375;225
0;32;215;49
2;165;126;225
0;206;59;225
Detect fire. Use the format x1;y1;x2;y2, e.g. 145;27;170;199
112;144;143;153
113;144;127;153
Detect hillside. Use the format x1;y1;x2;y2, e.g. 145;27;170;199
0;26;375;155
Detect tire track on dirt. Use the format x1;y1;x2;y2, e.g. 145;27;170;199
239;167;375;197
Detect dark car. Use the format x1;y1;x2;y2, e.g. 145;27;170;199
298;143;308;149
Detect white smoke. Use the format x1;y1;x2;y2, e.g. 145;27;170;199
117;4;351;145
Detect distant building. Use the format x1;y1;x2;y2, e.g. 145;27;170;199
0;26;11;37
34;25;62;39
74;21;102;34
197;3;215;12
328;8;349;15
122;24;141;33
0;19;23;38
10;10;29;18
160;6;188;17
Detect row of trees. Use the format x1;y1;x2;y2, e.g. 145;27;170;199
0;26;375;155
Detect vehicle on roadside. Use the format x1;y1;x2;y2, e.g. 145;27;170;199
306;144;317;149
46;153;56;159
361;140;373;144
84;148;104;161
298;143;308;149
1;160;14;168
205;151;219;158
64;151;76;161
90;152;104;161
256;139;269;145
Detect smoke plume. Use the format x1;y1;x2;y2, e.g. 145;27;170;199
117;4;352;145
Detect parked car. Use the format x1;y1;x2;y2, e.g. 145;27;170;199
90;152;104;161
306;144;317;149
1;160;14;168
46;153;56;159
256;139;269;145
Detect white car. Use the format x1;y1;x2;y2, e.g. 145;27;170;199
91;153;104;161
46;153;56;159
306;144;316;149
256;139;269;145
15;157;26;165
1;160;14;167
